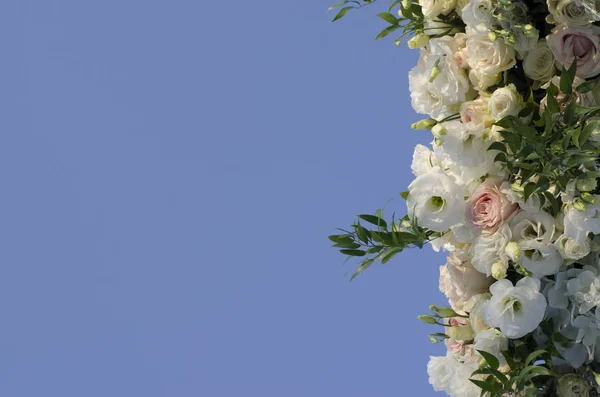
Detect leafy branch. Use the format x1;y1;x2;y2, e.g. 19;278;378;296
329;206;442;280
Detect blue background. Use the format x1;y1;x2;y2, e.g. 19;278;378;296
2;1;447;395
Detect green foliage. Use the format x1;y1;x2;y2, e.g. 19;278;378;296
329;207;441;280
490;64;600;214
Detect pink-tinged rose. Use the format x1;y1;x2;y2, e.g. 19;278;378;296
445;337;464;354
439;254;492;311
547;26;600;78
467;179;518;235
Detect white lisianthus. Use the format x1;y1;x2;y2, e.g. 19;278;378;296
522;40;556;84
471;224;512;276
566;270;600;313
461;0;494;32
449;361;481;397
518;240;563;277
411;144;441;177
466;33;516;87
474;329;509;364
419;0;457;18
481;277;547;339
407;171;466;232
488;84;523;121
464;293;491;334
555;234;591;261
564;198;600;242
548;0;600;27
409;37;473;119
510;210;556;245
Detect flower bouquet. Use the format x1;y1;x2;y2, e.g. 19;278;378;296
328;0;600;396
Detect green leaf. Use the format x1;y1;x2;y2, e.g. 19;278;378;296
349;258;374;281
518;365;552;380
580;121;599;147
525;350;548;366
546;93;560;114
477;350;500;370
328;235;340;243
577;79;598;93
376;12;398;25
339;249;366;257
560;66;574;96
487;141;508;153
333;242;361;249
380;247;403;264
327;0;349;11
524;182;537;201
375;24;401;40
469;379;499;394
357;214;387;228
332;6;353;22
501;351;516;370
400;191;409;200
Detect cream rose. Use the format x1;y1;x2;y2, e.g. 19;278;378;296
439;253;493;311
466;33;516;85
488;84;523;121
523;40;556;84
548;0;600;27
419;0;457;18
547;25;600;78
467;179;518;235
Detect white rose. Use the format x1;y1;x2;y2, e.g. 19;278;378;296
548;0;600;27
564;198;600;242
448;361;481;397
466;33;516;86
471;224;512;276
460;97;494;134
439;253;493;311
468;68;501;90
419;0;457;18
518;240;562;277
474;328;509;364
481;277;547;339
510;210;556;245
461;0;494;33
556;373;591;397
407;171;466;232
488;84;523;121
555;234;591;261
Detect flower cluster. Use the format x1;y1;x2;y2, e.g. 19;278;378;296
329;0;600;395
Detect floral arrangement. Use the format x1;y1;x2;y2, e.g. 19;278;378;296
328;1;600;396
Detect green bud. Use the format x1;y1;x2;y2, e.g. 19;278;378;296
429;64;441;83
505;242;522;262
581;192;596;204
573;199;588;211
577;178;597;192
432;306;458;318
492;261;508;280
418;315;437;324
488;31;498;41
447;324;474;341
431;124;446;137
411;118;437;130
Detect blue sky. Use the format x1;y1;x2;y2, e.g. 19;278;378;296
2;1;447;395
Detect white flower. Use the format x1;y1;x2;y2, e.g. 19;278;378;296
555;234;591;261
481;277;547;338
461;0;494;32
439;253;493;311
449;360;481;397
471;224;512;276
510;210;556;245
409;37;473;119
523;40;556;84
460;97;494;135
518;240;562;277
488;84;523;121
567;270;600;313
548;0;600;27
427;354;459;393
572;311;600;347
465;293;491;334
564;199;600;242
411;144;441;177
474;328;509;364
419;0;457;18
407;171;466;232
466;33;516;87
